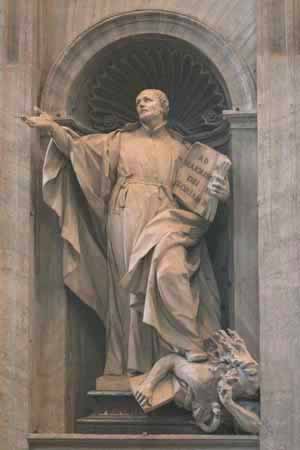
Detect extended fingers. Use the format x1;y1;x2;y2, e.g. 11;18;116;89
208;184;228;200
135;389;152;407
136;390;144;402
227;329;244;349
215;330;228;342
135;390;146;402
210;181;226;194
209;187;225;198
20;116;37;127
140;398;151;407
136;392;151;408
210;178;225;188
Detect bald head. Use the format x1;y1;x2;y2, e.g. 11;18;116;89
136;89;170;125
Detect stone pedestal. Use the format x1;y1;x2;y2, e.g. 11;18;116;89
76;375;236;435
77;391;205;435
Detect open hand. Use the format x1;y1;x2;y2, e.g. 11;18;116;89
19;107;54;130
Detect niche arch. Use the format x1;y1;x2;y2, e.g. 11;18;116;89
41;9;256;329
41;10;256;114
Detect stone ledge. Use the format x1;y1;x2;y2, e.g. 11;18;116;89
28;433;259;450
222;110;257;129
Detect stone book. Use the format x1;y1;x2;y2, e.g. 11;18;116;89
130;373;177;413
174;142;231;221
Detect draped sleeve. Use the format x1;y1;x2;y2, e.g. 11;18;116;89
42;128;121;321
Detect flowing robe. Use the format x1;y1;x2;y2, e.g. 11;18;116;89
43;123;221;375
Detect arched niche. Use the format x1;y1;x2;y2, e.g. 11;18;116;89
64;33;232;149
41;10;256;114
40;10;257;344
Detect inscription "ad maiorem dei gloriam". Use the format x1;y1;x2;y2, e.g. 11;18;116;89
174;142;231;221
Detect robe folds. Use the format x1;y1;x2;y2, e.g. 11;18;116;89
43;124;221;375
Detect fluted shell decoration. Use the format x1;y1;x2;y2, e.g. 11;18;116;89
86;37;230;145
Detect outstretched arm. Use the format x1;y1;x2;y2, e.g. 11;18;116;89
135;354;183;408
20;108;73;159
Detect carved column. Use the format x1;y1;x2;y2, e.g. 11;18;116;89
257;1;300;450
223;111;258;359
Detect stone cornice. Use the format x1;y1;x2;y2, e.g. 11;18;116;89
223;110;257;129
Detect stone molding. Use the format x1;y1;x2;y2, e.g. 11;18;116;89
41;10;256;115
28;433;259;450
223;110;257;129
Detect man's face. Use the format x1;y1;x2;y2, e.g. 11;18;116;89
136;90;163;123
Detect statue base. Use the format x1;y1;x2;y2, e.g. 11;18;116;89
77;395;201;434
76;376;234;434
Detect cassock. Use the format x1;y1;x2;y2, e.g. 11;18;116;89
43;122;221;375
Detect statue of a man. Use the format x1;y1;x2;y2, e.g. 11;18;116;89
22;90;229;375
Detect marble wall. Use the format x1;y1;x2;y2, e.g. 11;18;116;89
257;2;300;450
38;0;256;87
0;2;39;449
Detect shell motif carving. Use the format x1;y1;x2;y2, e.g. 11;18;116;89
87;41;229;144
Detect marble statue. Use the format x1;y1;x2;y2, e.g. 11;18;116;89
134;329;260;434
21;90;229;376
